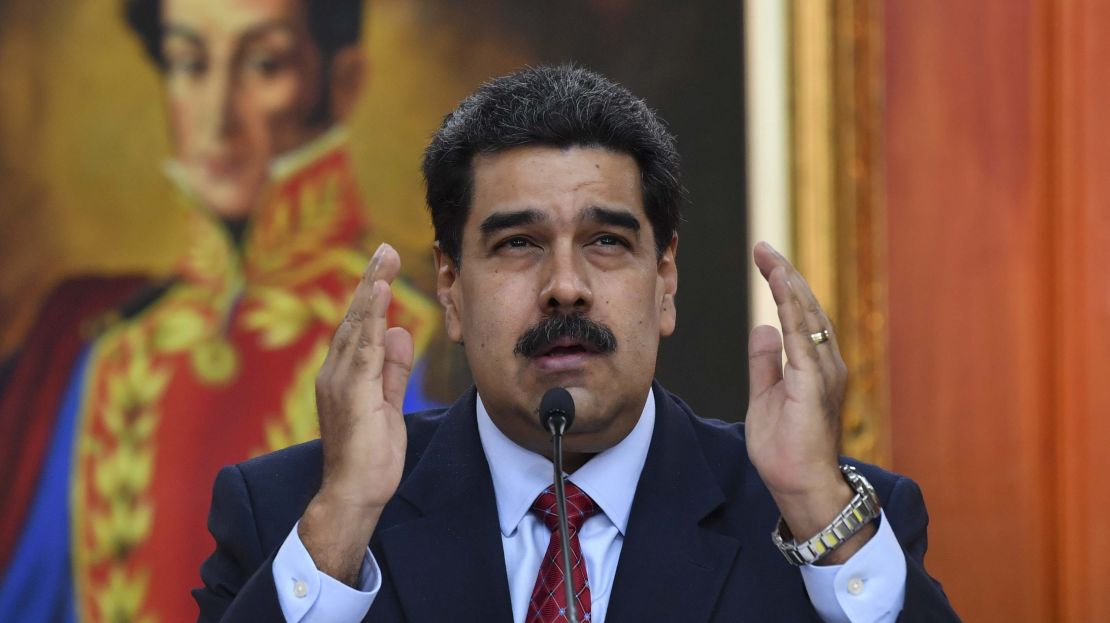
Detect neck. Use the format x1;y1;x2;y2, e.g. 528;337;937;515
560;450;594;473
477;388;650;473
490;406;638;474
221;217;250;246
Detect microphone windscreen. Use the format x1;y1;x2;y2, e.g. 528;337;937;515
539;387;575;433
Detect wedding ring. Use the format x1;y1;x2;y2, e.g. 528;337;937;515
809;329;831;346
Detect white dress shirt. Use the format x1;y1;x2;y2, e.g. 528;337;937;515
272;389;906;622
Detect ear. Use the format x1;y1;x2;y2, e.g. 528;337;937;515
433;243;464;343
658;234;679;337
328;46;366;122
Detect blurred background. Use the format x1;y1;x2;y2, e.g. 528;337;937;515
0;0;1106;621
745;1;1110;621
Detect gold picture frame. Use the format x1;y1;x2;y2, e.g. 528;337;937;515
790;0;889;464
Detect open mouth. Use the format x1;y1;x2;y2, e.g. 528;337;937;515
534;337;599;358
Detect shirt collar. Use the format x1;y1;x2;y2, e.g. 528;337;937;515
475;388;656;538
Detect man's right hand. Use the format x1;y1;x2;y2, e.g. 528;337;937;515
298;243;414;587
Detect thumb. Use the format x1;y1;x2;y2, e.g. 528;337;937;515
382;326;414;411
748;325;784;400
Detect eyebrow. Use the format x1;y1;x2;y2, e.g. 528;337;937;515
479;209;546;238
238;21;297;48
478;206;643;241
163;23;204;48
583;206;641;233
162;20;295;49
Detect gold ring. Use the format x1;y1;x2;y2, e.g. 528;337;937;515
809;329;831;346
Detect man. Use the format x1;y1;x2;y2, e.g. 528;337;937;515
0;1;446;620
195;66;959;622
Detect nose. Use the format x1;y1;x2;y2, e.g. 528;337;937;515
539;241;593;314
199;64;238;143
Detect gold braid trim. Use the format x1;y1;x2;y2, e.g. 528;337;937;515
250;278;442;457
257;338;330;455
73;324;167;623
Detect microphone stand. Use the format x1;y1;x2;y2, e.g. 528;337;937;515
547;413;580;623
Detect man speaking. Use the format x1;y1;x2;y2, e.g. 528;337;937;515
194;65;958;622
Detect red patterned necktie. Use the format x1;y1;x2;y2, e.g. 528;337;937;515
527;481;600;623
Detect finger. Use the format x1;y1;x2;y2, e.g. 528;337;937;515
748;325;784;399
752;240;786;281
344;244;401;323
350;280;393;380
755;242;843;382
755;242;830;335
331;246;386;360
785;269;838;341
776;260;847;393
382;327;414;411
789;289;846;395
368;243;402;286
766;265;821;372
333;244;403;360
785;269;838;342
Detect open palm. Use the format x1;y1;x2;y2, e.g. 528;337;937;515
746;242;847;499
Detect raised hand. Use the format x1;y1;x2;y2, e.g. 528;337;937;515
298;243;415;586
746;241;872;564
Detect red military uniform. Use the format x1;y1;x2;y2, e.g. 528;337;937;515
64;128;438;620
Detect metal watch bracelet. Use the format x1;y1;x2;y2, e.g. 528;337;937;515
771;464;881;566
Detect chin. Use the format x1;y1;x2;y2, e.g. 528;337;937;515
197;187;257;220
561;428;624;455
561;397;620;437
183;166;262;218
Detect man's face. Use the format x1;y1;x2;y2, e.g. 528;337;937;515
436;145;678;458
161;0;327;218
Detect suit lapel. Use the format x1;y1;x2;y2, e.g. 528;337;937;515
375;390;514;622
606;385;742;623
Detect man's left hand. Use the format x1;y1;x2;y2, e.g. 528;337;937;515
746;241;874;565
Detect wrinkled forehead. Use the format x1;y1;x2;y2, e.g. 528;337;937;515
467;144;646;227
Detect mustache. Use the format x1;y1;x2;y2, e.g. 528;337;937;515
513;313;618;357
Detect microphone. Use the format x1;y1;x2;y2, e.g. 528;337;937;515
539;387;580;623
540;386;575;436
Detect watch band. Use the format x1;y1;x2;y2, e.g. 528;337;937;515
771;464;882;566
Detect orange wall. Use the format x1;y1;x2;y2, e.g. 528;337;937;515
1054;1;1110;619
885;1;1110;620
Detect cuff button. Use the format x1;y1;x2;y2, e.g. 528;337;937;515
847;577;865;596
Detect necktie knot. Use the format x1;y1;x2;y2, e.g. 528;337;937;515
531;481;599;535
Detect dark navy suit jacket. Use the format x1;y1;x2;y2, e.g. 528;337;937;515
193;383;960;622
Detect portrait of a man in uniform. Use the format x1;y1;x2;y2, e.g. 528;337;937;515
0;1;454;620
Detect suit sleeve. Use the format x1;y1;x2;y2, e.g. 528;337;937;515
193;464;287;622
886;476;962;622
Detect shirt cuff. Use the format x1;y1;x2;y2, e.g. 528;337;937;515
799;509;907;623
272;520;381;622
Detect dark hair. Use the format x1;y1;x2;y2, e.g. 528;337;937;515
423;64;683;265
123;0;365;67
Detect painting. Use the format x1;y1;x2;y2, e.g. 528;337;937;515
0;1;745;619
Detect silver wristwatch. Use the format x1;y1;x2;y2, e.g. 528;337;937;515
771;464;881;566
